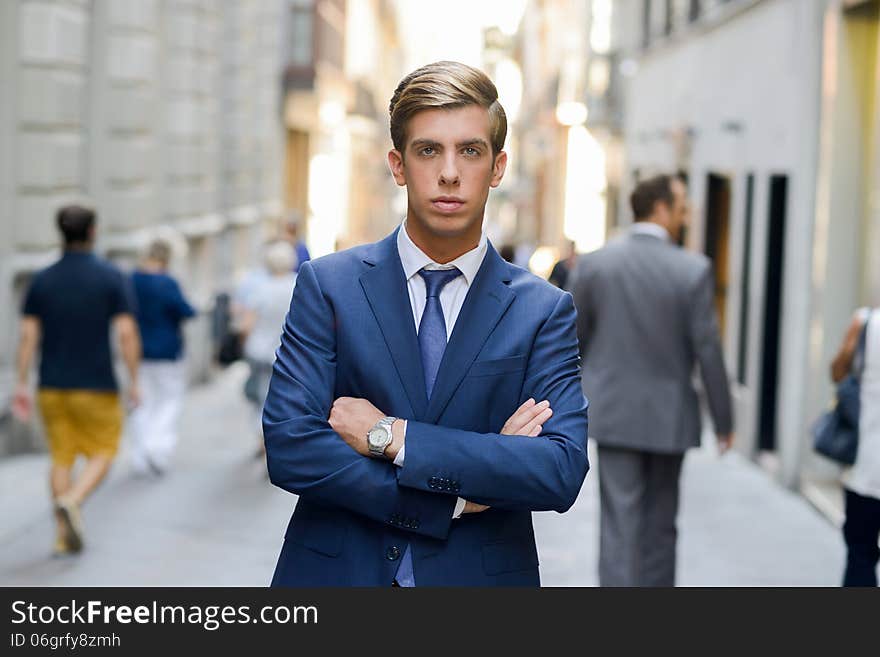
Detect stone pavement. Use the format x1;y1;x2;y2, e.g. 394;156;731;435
0;364;849;586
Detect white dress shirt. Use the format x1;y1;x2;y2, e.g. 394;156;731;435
392;220;488;519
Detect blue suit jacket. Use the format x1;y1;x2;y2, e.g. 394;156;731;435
264;229;589;586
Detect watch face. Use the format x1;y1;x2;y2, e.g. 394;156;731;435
368;428;386;447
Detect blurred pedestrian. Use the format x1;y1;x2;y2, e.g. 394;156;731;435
498;243;516;263
281;211;311;273
513;242;535;272
13;205;141;555
549;239;577;289
240;241;298;455
128;239;196;476
830;306;880;586
569;174;734;586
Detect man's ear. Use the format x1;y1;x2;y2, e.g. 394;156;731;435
489;150;507;188
387;149;407;187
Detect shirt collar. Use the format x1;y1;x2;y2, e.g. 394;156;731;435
630;221;672;242
397;220;488;285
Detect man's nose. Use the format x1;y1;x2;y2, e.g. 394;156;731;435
438;155;460;185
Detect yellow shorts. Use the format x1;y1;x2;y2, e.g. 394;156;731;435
38;389;123;467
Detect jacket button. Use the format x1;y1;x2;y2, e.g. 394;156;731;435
386;546;401;561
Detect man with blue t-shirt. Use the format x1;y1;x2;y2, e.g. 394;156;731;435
14;205;141;555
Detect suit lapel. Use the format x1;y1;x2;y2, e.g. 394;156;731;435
425;244;515;423
359;230;428;420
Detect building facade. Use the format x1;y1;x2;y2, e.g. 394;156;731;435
610;0;880;519
280;0;403;257
0;0;286;455
512;0;623;276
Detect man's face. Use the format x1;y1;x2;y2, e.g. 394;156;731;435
388;105;506;250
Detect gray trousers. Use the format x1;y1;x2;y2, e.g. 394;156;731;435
597;446;685;587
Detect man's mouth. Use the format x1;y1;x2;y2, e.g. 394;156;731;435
431;196;465;213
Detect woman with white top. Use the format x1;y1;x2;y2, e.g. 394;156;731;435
240;241;298;455
830;306;880;586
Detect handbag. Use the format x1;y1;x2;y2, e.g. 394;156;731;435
812;311;870;464
218;330;244;366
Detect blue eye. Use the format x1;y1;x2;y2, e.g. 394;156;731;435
420;147;435;156
463;147;479;156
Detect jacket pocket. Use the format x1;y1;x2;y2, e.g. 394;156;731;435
285;505;346;557
482;540;539;575
467;355;527;378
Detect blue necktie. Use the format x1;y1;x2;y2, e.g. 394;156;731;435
394;267;461;587
417;268;462;398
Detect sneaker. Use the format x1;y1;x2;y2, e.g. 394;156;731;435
55;498;84;553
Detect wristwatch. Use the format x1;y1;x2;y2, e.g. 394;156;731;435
367;416;398;458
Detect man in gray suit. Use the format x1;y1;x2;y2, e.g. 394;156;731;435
568;174;734;586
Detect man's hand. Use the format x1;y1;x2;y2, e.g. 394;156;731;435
717;433;734;455
12;383;32;422
329;397;385;457
501;398;553;436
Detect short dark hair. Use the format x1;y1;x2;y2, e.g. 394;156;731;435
56;205;95;245
629;174;674;221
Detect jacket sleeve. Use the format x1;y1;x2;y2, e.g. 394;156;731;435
687;264;733;434
262;261;457;540
396;292;590;513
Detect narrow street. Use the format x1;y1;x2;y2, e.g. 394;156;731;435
0;364;846;586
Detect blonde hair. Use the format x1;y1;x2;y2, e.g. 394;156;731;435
389;60;507;155
145;239;172;266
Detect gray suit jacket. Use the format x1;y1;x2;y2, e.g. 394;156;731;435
568;228;733;453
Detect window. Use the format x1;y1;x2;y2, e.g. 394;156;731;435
289;0;314;68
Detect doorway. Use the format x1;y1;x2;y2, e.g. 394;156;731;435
758;175;788;452
284;129;310;218
737;174;755;385
704;173;732;338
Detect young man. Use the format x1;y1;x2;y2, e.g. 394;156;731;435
14;205;141;555
568;174;734;586
264;61;589;587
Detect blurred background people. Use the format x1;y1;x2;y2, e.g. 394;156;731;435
569;174;734;586
128;238;197;476
13;205;141;555
281;211;311;274
831;306;880;586
549;239;577;289
498;243;516;263
240;241;298;455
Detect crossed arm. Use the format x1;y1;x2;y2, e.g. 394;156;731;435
263;262;589;541
329;396;554;515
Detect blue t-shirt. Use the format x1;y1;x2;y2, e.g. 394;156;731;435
131;270;196;360
22;251;136;391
